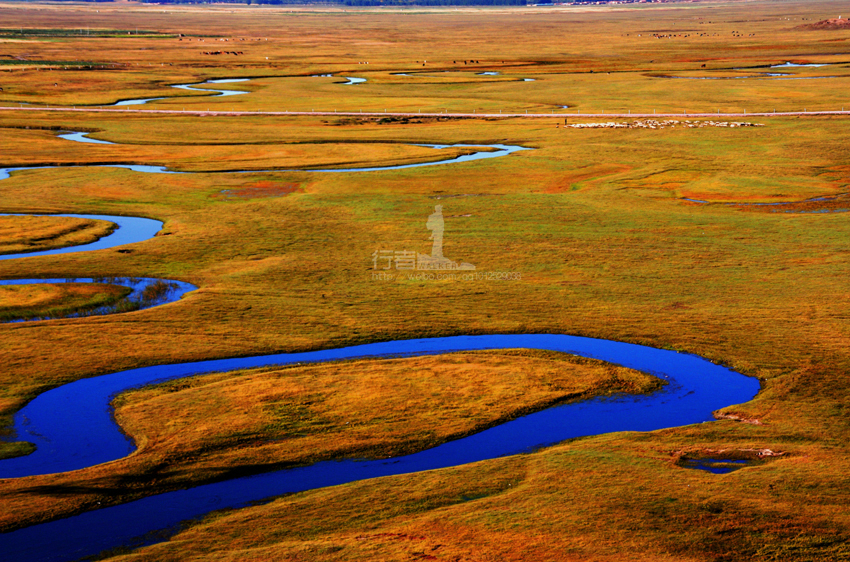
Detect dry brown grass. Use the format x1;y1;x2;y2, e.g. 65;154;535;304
0;126;476;171
0;350;658;532
0;1;849;560
0;282;130;323
0;215;114;255
116;349;659;464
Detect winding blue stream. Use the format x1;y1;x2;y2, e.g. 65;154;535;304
0;276;195;322
56;131;114;145
0;148;757;561
0;334;759;562
112;78;251;106
0;214;162;260
0;214;197;321
0;143;529;180
111;75;360;106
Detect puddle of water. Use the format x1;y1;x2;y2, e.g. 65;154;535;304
523;78;536;81
680;194;850;213
771;62;829;67
342;76;366;85
679;458;753;474
477;71;500;76
662;73;838;81
770;75;842;80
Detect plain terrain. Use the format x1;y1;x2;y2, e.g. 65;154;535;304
0;1;849;560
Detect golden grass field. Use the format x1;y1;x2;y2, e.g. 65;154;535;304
0;0;849;560
0;214;114;253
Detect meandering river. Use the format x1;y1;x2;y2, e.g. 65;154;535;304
0;213;196;321
111;78;252;106
0;143;530;180
0;140;759;561
0;332;759;562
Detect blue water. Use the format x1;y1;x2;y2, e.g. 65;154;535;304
299;143;529;173
0;214;163;259
664;72;838;81
342;76;366;85
111;78;251;106
112;96;167;106
56;131;114;145
0;214;197;321
0;277;195;322
1;143;529;180
679;458;751;474
171;80;250;97
0;208;758;560
0;150;756;560
0;333;759;561
0;164;178;181
771;62;829;68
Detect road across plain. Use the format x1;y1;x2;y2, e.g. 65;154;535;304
0;106;848;118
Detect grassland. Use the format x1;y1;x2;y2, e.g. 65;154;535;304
0;282;131;323
0;1;849;560
0;214;115;254
0;350;661;532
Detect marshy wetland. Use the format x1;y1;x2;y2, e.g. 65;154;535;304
0;1;849;560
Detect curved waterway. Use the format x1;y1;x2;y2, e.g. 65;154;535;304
0;143;530;180
112;78;251;106
110;75;361;106
0;213;197;321
0;214;162;260
0;145;756;560
56;131;114;145
0;333;759;561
